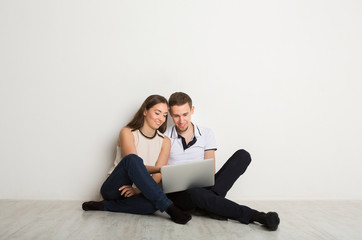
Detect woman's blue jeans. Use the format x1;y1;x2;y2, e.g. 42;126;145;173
101;154;172;214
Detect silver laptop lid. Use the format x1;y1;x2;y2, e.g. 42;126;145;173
161;159;215;194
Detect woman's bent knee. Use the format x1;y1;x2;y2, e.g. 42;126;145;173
122;153;142;162
121;154;143;166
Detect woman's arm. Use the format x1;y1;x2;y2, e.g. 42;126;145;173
118;129;170;196
118;127;142;197
118;127;137;157
119;127;166;174
148;136;171;184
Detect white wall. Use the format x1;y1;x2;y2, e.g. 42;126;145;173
1;0;361;201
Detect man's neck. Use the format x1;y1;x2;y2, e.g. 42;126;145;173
177;123;194;144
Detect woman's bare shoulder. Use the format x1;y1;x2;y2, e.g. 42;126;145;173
118;127;134;146
120;127;133;135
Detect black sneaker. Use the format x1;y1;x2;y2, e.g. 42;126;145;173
82;201;105;211
265;212;280;231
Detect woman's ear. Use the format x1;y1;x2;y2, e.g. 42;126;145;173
143;109;148;117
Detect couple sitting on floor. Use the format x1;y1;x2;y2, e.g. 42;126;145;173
82;92;280;231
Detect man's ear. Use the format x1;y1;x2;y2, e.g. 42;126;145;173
191;106;195;115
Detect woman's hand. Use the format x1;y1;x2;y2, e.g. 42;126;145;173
119;185;141;197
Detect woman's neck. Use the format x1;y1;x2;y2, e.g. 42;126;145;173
140;125;156;138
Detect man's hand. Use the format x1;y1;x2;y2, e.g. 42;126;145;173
119;185;141;197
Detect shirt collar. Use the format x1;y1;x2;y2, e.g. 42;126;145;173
170;123;202;139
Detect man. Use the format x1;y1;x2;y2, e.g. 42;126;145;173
164;92;280;231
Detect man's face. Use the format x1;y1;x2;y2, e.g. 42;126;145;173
169;103;194;133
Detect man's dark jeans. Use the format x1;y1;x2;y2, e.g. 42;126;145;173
167;149;257;224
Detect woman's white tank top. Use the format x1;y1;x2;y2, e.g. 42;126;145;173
107;129;164;175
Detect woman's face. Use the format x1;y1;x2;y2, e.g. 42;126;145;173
143;103;168;130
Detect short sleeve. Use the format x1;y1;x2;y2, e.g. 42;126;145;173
204;128;217;151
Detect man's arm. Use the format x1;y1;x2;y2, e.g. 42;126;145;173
204;149;216;172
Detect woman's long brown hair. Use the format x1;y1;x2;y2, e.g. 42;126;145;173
126;95;168;133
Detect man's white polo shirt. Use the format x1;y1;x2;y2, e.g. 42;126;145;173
164;124;217;165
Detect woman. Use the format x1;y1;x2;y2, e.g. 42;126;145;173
82;95;192;224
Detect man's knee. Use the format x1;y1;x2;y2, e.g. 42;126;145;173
234;149;252;166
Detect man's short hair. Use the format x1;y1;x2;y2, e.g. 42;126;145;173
169;92;192;109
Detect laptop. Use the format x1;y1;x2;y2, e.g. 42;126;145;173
161;159;215;194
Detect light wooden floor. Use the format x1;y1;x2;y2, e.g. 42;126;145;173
0;200;361;240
